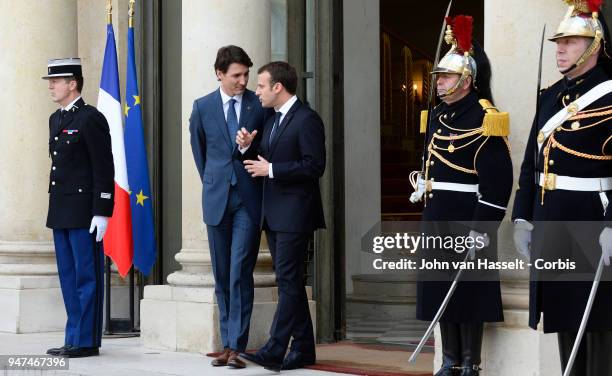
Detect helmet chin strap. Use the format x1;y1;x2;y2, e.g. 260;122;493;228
438;72;471;99
560;21;603;76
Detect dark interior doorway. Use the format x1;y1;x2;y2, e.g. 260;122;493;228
380;0;484;222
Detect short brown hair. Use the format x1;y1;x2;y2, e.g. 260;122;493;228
65;76;84;93
257;61;298;95
214;45;253;74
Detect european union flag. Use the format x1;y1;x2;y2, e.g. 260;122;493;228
124;24;156;276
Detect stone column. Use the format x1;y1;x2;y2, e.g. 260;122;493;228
0;0;78;333
141;0;281;353
433;1;566;374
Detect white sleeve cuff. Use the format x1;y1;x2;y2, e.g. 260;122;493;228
238;145;250;154
478;199;507;211
268;163;274;178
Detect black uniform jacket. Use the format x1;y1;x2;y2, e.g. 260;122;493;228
512;65;612;333
46;97;115;229
417;91;513;323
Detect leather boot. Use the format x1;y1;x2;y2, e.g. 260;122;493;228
586;331;612;376
459;322;483;376
558;332;586;376
434;322;462;376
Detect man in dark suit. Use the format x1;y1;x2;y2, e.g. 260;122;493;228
42;58;114;358
237;61;326;371
189;45;267;369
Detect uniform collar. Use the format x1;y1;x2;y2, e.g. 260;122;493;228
563;65;608;93
437;91;479;119
61;96;82;112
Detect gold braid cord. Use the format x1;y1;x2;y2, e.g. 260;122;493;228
428;147;478;175
549;133;612;160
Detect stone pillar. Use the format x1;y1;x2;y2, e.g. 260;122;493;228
141;0;287;353
0;0;78;333
433;1;566;374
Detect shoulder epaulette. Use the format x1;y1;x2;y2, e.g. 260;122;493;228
420;110;428;134
479;99;509;137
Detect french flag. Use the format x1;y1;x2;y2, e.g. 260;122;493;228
98;23;133;277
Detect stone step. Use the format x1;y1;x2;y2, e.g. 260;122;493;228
352;274;420;298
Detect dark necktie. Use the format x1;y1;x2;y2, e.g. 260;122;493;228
227;98;239;142
227;98;239;185
59;109;67;126
269;111;282;147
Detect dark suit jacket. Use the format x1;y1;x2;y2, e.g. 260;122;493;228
245;98;326;233
46;97;115;229
189;89;266;226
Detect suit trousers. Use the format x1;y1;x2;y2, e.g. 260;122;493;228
261;229;315;360
53;228;104;348
206;186;260;351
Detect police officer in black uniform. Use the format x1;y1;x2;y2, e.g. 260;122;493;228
42;58;114;358
512;1;612;374
410;16;513;376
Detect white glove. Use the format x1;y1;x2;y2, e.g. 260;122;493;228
513;219;533;260
467;230;490;260
599;227;612;266
409;175;427;203
89;216;109;242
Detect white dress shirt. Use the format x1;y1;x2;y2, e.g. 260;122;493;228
219;88;242;123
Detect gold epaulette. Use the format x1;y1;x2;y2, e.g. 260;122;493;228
420;110;428;134
479;99;510;137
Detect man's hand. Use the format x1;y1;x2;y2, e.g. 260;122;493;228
89;216;109;242
467;230;490;260
599;227;612;266
513;220;533;260
244;155;270;177
409;175;426;203
236;127;258;149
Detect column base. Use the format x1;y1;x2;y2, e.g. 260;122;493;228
433;309;561;375
141;285;316;353
0;275;65;333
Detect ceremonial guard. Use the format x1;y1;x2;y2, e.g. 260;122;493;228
512;1;612;374
410;16;513;376
42;58;114;358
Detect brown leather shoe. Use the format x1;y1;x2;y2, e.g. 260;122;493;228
211;348;231;366
227;351;246;369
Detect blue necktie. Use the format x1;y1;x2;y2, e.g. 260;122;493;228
269;111;282;147
227;98;239;185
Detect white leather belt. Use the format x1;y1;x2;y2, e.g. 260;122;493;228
427;181;479;193
538;173;612;192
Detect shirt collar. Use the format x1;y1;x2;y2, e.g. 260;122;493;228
62;96;82;112
219;88;243;105
277;95;298;115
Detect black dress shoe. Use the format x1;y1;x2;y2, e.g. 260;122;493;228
46;345;72;356
239;352;282;372
59;346;100;358
281;351;316;370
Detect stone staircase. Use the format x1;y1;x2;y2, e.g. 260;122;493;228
346;273;432;346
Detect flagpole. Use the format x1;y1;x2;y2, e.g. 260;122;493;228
104;0;114;336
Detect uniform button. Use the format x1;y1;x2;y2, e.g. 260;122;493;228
78;189;83;193
437;129;442;134
430;160;435;166
52;166;56;171
556;127;562;131
431;177;435;181
54;137;58;141
549;160;555;166
51;181;56;185
428;193;434;199
66;141;70;144
53;151;57;156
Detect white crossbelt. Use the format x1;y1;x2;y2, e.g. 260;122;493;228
537;80;612;153
538;173;612;191
429;181;479;193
